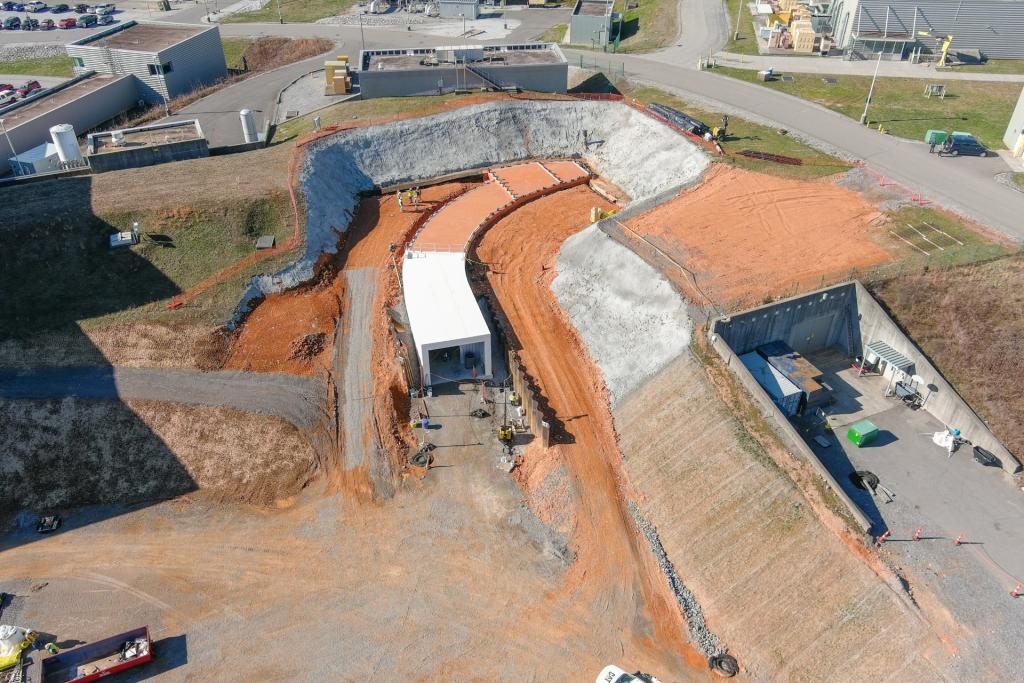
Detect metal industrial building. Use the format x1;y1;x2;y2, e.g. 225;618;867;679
439;0;480;19
828;0;1024;59
67;21;227;103
357;44;568;98
0;73;137;175
568;0;614;47
1005;86;1024;156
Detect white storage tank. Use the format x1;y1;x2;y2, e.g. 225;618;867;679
49;123;84;164
239;109;259;144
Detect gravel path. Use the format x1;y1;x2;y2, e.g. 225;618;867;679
0;366;324;429
335;268;380;475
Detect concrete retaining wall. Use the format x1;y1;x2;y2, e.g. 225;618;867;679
358;63;568;98
852;281;1021;473
88;138;209;173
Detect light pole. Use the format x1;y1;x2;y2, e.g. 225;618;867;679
276;0;283;23
0;118;21;177
734;0;743;41
359;12;366;53
460;12;465;35
859;49;883;125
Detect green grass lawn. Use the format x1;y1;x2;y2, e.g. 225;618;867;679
0;55;74;78
223;0;356;23
273;93;471;143
0;194;294;333
628;85;852;179
715;66;1020;149
538;23;567;43
722;0;760;55
1012;173;1024;192
610;0;678;53
938;59;1024;75
221;37;254;70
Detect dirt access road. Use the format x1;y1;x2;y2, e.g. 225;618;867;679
0;384;694;680
0;366;323;430
475;184;712;677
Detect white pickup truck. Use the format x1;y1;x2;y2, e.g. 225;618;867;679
596;666;663;683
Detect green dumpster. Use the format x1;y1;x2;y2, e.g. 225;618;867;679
924;130;949;145
847;419;879;447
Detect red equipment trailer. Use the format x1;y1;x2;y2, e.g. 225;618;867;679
40;627;151;682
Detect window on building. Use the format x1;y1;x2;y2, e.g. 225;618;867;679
147;62;174;76
72;57;84;67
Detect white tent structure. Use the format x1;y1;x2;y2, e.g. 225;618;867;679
403;251;492;388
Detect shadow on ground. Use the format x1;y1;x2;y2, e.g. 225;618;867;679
0;175;195;552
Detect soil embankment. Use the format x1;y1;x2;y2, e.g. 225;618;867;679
476;185;710;677
625;165;893;308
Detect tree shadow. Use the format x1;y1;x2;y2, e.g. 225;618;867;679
0;174;197;552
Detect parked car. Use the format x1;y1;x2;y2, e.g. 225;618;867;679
21;16;39;28
95;11;111;22
939;133;990;157
3;16;22;28
26;1;48;10
0;83;13;92
0;1;16;9
77;11;95;24
73;2;88;9
38;15;53;26
0;90;17;106
57;14;75;25
11;1;26;9
50;2;69;11
16;80;41;97
93;2;113;13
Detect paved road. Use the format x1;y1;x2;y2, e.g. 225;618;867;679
565;47;1024;241
0;366;325;429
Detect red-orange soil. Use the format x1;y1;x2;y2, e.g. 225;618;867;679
626;165;894;307
476;184;712;678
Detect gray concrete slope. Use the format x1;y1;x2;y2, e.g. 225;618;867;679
0;366;324;429
335;268;379;473
566;48;1024;241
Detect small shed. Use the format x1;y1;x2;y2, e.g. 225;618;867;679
740;351;803;416
439;0;480;19
8;141;62;177
864;340;914;378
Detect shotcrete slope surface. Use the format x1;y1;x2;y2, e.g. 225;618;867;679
236;100;709;312
553;225;693;407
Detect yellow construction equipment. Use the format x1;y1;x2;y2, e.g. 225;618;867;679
498;425;514;443
918;31;954;67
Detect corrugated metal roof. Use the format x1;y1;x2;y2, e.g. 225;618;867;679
866;340;914;371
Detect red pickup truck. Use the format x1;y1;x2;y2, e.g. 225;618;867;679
16;80;42;97
58;16;76;27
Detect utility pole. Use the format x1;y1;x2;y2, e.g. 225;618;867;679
859;50;883;125
734;0;742;41
359;12;366;53
276;0;283;23
0;118;22;177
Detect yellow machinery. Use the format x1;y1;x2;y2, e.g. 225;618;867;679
498;425;513;443
324;55;351;95
918;31;954;67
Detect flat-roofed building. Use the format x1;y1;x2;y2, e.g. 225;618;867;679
569;0;613;47
358;43;568;98
67;21;227;103
0;73;137;175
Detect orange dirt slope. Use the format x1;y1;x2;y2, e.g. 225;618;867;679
626;165;893;307
476;184;712;679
